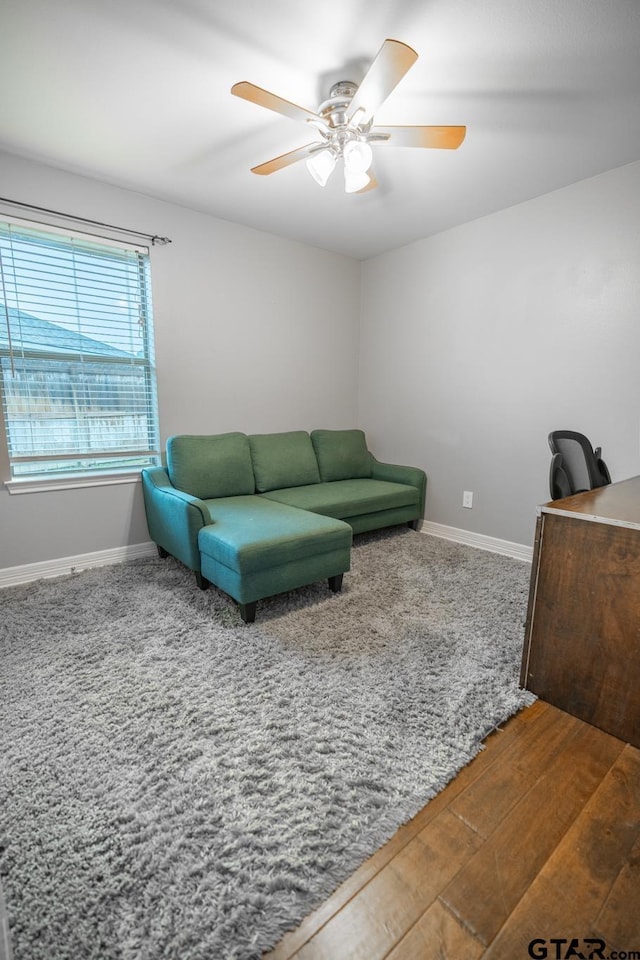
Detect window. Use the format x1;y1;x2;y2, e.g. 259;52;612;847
0;217;160;485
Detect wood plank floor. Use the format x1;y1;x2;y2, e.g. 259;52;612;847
265;700;640;960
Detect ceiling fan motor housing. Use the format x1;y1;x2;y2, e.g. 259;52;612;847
316;80;372;162
319;82;365;126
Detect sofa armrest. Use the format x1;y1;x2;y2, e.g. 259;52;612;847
142;467;212;572
368;454;427;518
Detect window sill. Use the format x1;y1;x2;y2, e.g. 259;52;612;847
5;471;144;495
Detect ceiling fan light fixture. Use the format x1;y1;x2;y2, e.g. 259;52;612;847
343;139;373;174
344;168;371;194
305;149;336;186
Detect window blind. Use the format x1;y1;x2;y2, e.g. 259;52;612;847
0;217;160;480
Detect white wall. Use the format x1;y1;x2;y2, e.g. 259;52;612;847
358;161;640;547
0;151;361;568
3;152;639;570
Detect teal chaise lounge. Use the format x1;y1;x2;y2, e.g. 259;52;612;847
142;429;426;622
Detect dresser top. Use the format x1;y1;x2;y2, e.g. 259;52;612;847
541;475;640;529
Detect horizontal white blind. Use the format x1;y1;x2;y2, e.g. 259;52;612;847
0;218;160;479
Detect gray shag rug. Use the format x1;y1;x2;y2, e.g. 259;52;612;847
0;528;535;960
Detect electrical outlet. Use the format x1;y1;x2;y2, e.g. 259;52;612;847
463;491;473;509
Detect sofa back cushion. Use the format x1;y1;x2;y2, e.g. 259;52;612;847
249;431;321;493
166;433;255;499
311;429;372;482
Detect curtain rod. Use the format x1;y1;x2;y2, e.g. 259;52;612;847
0;196;172;246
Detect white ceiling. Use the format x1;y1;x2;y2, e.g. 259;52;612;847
1;0;640;260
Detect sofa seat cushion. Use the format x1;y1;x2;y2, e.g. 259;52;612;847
198;496;351;574
260;478;419;519
249;431;320;492
167;433;254;499
311;429;372;481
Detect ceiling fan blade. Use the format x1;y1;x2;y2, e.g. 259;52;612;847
231;81;323;126
373;125;466;149
251;142;324;176
345;39;418;125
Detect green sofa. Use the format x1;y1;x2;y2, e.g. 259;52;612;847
142;429;426;622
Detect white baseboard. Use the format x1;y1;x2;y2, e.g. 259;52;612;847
420;520;533;563
0;525;532;591
0;541;158;589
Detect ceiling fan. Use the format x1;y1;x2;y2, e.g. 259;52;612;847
231;38;466;194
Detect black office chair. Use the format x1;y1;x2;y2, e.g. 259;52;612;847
548;430;611;500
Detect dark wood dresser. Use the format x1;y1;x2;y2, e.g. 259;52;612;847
521;476;640;747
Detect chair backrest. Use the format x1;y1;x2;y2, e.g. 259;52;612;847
548;430;611;499
549;452;572;501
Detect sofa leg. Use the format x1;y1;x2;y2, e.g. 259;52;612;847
328;574;343;593
239;602;257;624
157;545;169;558
407;519;419;531
195;572;209;590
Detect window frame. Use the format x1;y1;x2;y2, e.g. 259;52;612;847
0;215;161;492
